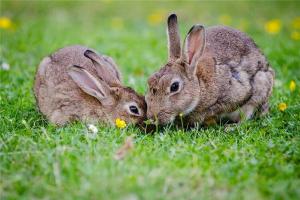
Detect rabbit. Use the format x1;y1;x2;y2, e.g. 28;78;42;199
145;14;274;125
34;45;146;126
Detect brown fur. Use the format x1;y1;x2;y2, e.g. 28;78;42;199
146;14;274;125
34;45;146;126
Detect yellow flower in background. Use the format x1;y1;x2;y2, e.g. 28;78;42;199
237;19;249;31
147;9;165;26
0;17;12;29
289;80;296;92
111;17;124;30
291;31;300;40
219;14;232;25
278;102;287;112
102;0;112;3
115;118;126;129
292;17;300;29
265;19;281;34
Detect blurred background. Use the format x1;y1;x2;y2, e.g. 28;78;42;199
1;1;300;199
1;0;300;93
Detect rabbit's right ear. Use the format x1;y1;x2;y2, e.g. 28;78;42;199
182;25;206;76
68;65;110;101
167;14;181;61
84;50;121;86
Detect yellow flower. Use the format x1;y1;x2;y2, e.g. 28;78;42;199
291;31;300;40
179;113;183;117
0;17;12;29
219;14;232;25
289;80;296;92
115;118;126;129
278;102;287;112
102;0;112;3
265;19;281;35
292;17;300;29
111;17;124;30
147;9;165;26
237;19;248;31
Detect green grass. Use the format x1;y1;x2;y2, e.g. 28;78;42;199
1;1;300;199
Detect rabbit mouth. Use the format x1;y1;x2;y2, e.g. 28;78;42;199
146;107;178;125
155;111;176;125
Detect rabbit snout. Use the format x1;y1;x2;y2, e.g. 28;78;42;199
147;107;176;125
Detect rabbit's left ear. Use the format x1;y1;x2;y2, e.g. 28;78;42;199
68;65;110;101
84;50;121;86
182;25;206;75
167;14;181;61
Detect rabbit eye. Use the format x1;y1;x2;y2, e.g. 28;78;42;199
151;88;157;95
129;105;139;115
170;81;180;92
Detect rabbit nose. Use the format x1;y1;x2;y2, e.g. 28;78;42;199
147;112;154;121
147;111;157;121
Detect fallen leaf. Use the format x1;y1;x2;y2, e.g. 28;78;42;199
114;136;134;160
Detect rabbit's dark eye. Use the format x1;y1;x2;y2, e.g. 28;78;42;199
151;88;157;95
170;81;180;92
129;105;139;115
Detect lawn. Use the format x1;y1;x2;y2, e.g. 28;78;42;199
1;1;300;199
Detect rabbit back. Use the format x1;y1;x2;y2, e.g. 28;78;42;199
205;26;269;75
195;26;274;120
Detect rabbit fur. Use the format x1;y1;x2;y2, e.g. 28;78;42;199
146;14;274;125
34;45;146;126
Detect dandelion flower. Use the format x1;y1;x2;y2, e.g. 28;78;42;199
111;17;124;30
128;76;136;85
265;19;281;35
0;17;12;29
85;124;98;139
292;17;300;29
278;102;287;112
115;118;126;129
237;19;248;31
87;124;98;134
143;119;152;125
103;0;112;3
1;62;10;71
179;113;183;117
289;80;296;92
114;136;134;160
21;119;27;126
219;14;232;25
147;10;165;26
291;31;300;40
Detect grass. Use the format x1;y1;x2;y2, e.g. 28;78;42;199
1;1;300;199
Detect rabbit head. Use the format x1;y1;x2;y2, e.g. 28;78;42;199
145;14;206;125
68;50;147;125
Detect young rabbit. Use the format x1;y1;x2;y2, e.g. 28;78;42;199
145;14;274;125
34;45;146;126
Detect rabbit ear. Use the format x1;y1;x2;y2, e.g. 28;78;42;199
101;55;122;81
68;65;110;101
84;50;121;86
167;14;181;61
182;25;206;75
